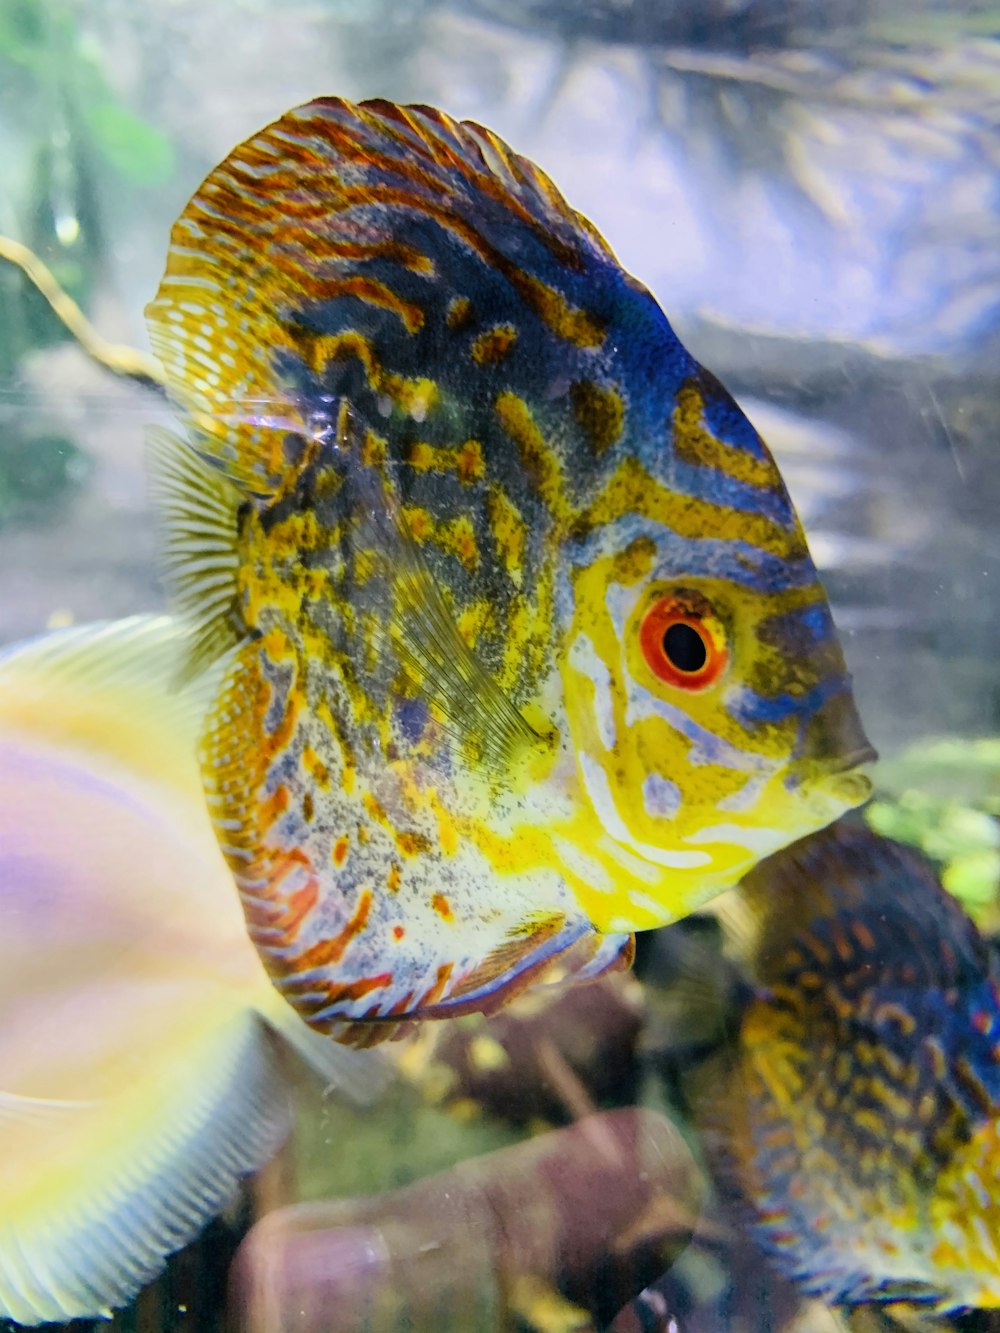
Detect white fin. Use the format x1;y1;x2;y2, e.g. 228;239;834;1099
0;615;222;788
0;616;378;1324
0;1015;288;1326
261;998;393;1106
147;427;245;679
0;1092;98;1125
0;613;204;711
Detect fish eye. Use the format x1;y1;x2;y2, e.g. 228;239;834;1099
640;593;728;691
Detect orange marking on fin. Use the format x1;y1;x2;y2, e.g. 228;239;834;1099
333;836;350;866
405;438;484;484
441;515;479;571
831;923;853;964
245;882;320;948
302;745;331;788
258;783;290;832
851;919;877;953
242;849;319;943
363;792;389;826
418;963;455;1008
456;439;485;482
388;989;417;1017
283;887;374;972
446;296;473;330
401;505;432;542
270;258;426;332
295;329;379;382
287;972;393;1024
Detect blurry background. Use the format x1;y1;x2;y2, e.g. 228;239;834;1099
1;3;999;1330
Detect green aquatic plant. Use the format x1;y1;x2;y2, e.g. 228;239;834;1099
0;0;174;347
866;737;1000;924
0;0;174;187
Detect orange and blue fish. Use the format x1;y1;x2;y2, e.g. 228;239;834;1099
0;616;378;1325
692;820;1000;1312
145;97;874;1046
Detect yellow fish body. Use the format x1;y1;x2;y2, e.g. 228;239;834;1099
146;97;874;1044
0;617;376;1324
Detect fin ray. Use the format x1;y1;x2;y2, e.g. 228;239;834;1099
146;427;245;679
338;405;541;772
0;1016;287;1325
144;95;622;495
0;615;218;778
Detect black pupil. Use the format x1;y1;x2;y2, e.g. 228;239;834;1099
663;622;707;673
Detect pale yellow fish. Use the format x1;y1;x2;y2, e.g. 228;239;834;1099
0;616;381;1325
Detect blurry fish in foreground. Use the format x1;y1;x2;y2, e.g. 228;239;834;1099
144;96;873;1046
685;821;1000;1312
0;616;382;1326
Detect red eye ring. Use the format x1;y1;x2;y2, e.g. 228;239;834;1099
640;595;728;691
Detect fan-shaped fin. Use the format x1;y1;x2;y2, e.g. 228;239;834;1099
0;1014;287;1326
0;617;388;1323
147;427;246;680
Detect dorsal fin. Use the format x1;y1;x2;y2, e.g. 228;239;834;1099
144;96;630;498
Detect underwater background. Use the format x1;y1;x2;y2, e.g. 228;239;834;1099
1;1;1000;1330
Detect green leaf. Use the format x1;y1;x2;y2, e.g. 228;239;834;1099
942;850;1000;912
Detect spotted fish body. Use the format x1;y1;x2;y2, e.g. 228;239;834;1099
695;822;1000;1310
146;97;873;1044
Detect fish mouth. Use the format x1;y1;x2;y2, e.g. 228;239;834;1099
792;687;877;809
820;766;874;807
821;742;879;775
798;686;877;779
797;744;876;809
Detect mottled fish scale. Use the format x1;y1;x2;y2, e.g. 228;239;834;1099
147;97;871;1044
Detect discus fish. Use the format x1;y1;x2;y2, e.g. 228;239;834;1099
0;616;378;1325
145;97;873;1046
691;821;1000;1311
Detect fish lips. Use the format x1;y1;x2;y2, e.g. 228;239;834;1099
794;686;877;806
